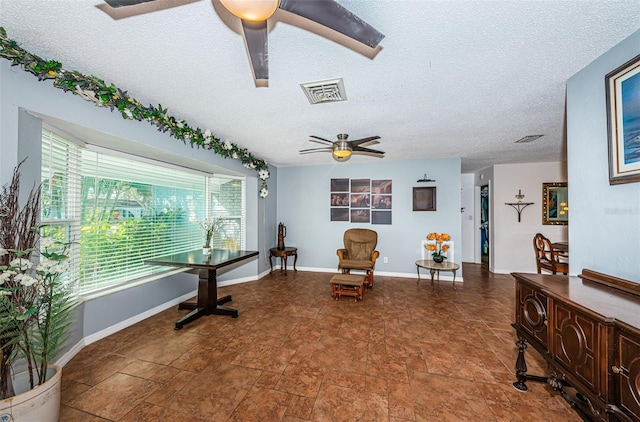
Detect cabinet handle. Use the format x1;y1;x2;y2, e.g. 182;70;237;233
543;319;548;326
612;365;626;375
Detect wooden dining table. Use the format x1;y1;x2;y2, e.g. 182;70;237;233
552;241;569;253
145;248;258;330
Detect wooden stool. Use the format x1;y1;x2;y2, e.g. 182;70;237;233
330;274;365;301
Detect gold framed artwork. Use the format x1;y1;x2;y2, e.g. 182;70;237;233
542;182;568;225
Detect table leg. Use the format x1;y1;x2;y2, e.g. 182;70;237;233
281;256;288;274
452;269;457;289
416;264;421;284
175;267;238;330
429;269;436;286
269;252;274;273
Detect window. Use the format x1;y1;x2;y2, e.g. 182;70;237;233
41;129;246;295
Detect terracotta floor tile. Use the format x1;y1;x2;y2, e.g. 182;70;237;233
65;372;161;420
60;265;584;421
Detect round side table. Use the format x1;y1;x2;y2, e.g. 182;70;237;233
269;247;298;274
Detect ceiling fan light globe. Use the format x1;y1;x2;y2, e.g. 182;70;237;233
220;0;280;21
332;152;351;162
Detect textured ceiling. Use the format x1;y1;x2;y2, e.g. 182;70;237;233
1;0;639;172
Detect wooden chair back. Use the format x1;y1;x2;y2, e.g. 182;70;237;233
533;233;568;275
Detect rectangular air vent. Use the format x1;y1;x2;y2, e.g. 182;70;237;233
515;135;544;143
300;78;347;104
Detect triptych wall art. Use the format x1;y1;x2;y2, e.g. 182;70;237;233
330;178;392;224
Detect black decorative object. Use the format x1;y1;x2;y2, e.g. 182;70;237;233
417;174;436;183
505;190;534;223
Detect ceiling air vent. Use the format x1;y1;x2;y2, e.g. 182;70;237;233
515;135;543;144
300;78;347;104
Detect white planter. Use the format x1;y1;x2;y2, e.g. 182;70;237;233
0;365;61;422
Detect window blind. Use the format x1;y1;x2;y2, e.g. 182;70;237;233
41;129;246;295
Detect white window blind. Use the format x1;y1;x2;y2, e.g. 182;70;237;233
41;129;246;295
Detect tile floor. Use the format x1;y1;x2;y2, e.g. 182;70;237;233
60;264;582;421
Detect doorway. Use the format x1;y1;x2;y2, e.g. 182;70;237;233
480;185;489;269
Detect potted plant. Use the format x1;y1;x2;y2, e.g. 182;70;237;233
0;161;76;421
198;217;225;255
425;232;451;263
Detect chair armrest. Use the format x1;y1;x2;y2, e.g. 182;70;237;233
371;250;380;264
337;249;348;260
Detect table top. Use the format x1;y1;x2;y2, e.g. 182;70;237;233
415;260;460;271
145;249;259;270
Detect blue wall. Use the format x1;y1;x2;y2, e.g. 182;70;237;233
567;27;640;282
0;59;276;341
277;158;462;276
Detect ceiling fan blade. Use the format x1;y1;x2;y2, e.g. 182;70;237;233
241;20;269;81
278;0;385;48
309;139;333;146
349;136;381;147
353;146;385;155
309;135;334;144
104;0;155;7
299;147;332;153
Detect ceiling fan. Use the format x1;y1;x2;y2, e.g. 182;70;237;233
102;0;385;83
299;133;384;162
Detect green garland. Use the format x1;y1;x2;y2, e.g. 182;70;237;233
0;27;270;197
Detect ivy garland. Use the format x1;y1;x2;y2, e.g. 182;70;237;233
0;27;271;198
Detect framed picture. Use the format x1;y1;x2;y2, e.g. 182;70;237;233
605;54;640;184
331;208;349;221
413;187;436;211
372;180;392;194
331;178;349;192
350;209;370;223
542;182;568;225
372;211;391;225
330;193;349;207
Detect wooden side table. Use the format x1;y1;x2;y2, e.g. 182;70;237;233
415;260;460;288
269;247;298;274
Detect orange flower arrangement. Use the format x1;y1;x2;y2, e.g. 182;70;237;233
425;232;451;261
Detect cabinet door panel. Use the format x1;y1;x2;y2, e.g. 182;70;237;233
553;302;598;391
618;333;640;420
518;283;548;348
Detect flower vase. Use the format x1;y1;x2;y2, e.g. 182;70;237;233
433;255;444;263
202;246;211;255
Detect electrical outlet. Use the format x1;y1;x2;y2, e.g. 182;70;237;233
383;257;388;263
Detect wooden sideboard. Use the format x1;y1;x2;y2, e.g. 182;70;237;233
512;269;640;422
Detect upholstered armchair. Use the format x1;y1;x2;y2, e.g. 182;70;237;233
533;233;568;275
337;228;380;288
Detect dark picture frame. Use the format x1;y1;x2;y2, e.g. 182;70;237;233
331;208;349;222
413;187;436;211
330;178;350;192
542;182;568;225
605;54;640;185
372;211;391;225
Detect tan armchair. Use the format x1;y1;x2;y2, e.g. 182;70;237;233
337;228;380;288
533;233;568;275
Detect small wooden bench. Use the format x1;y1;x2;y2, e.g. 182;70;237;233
330;274;365;301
